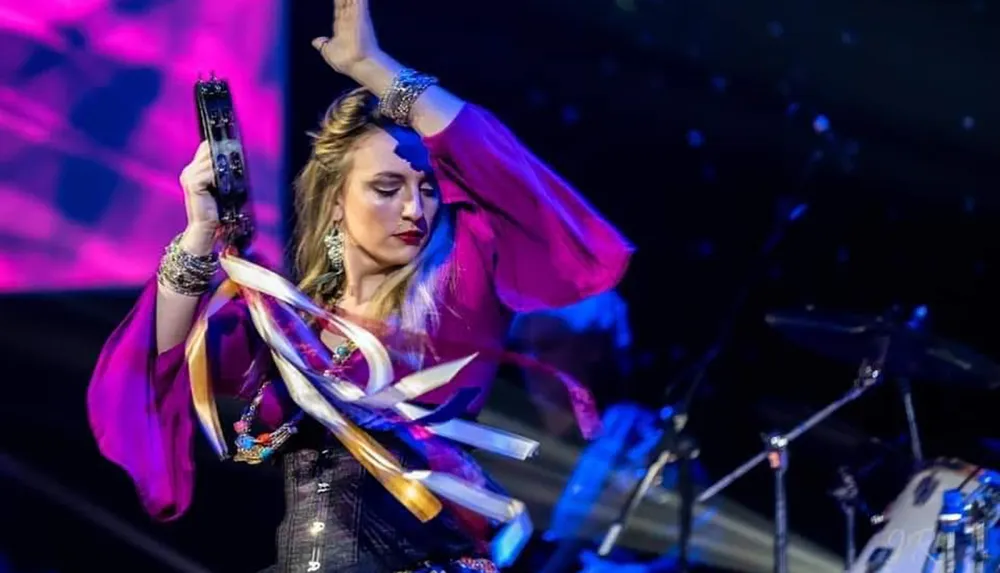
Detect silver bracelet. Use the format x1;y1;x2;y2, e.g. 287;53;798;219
156;234;219;296
377;68;438;126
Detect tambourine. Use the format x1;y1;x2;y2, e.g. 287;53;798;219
195;75;253;251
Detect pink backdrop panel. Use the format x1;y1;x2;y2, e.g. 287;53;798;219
0;1;285;292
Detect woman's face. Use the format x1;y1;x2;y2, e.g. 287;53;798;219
334;126;440;269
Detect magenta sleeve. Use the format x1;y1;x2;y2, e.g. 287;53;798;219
423;104;634;311
86;278;255;520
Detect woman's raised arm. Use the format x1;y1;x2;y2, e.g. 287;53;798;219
310;0;463;137
312;1;633;310
155;141;220;352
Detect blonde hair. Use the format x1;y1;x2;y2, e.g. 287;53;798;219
293;88;455;364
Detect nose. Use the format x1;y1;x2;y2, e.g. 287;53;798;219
401;187;425;222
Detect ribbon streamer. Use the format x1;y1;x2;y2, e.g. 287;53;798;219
218;252;541;458
185;251;539;562
244;290;442;522
184;278;241;459
221;252;598;441
313;306;603;440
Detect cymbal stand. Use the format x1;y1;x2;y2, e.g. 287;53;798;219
764;432;789;573
697;358;884;573
895;377;924;468
829;467;860;569
895;305;928;468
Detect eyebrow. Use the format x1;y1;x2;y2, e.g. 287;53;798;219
370;171;437;186
370;171;407;180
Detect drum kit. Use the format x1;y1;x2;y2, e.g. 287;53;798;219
598;304;1000;573
764;307;1000;573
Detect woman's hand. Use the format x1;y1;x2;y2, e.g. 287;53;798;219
310;0;463;135
312;0;383;81
177;140;218;255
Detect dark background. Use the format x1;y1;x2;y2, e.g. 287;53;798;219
3;0;1000;571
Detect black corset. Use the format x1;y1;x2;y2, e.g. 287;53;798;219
268;424;483;573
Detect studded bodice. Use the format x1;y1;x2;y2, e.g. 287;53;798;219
271;426;484;573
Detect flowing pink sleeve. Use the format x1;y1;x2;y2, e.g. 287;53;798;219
423;104;634;311
86;278;256;521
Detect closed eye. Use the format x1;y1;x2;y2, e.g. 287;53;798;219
369;171;406;194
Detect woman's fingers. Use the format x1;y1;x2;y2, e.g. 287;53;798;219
333;0;353;36
193;151;214;176
312;37;329;52
194;139;211;160
187;160;216;194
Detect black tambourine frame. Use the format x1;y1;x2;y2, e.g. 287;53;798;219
195;75;254;252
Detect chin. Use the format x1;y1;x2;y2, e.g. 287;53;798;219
381;245;422;267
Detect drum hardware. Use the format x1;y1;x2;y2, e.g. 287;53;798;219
928;489;965;572
764;307;1000;388
968;501;990;573
850;463;1000;573
959;470;1000;573
697;353;886;573
764;432;789;573
895;306;927;467
764;306;1000;572
895;377;925;468
830;467;862;569
595;200;813;570
676;428;698;570
767;305;1000;474
594;192;817;571
596;406;698;560
635;201;818;571
851;456;889;526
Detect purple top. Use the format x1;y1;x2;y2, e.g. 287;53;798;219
87;104;633;522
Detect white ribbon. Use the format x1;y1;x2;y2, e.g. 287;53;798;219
194;253;540;563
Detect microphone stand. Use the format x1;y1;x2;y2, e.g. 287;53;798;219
763;433;789;573
676;430;697;568
596;200;811;568
696;355;886;573
597;407;688;558
593;116;841;569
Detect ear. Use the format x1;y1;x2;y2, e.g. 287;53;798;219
331;201;344;224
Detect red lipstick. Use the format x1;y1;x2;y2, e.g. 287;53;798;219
394;230;425;246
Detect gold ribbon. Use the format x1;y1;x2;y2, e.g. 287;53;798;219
244;288;442;522
185;252;536;562
184;278;241;459
216;253;539;458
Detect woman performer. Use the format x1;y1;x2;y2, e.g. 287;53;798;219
87;1;631;571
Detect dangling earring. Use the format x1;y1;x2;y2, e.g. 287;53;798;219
323;226;345;279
